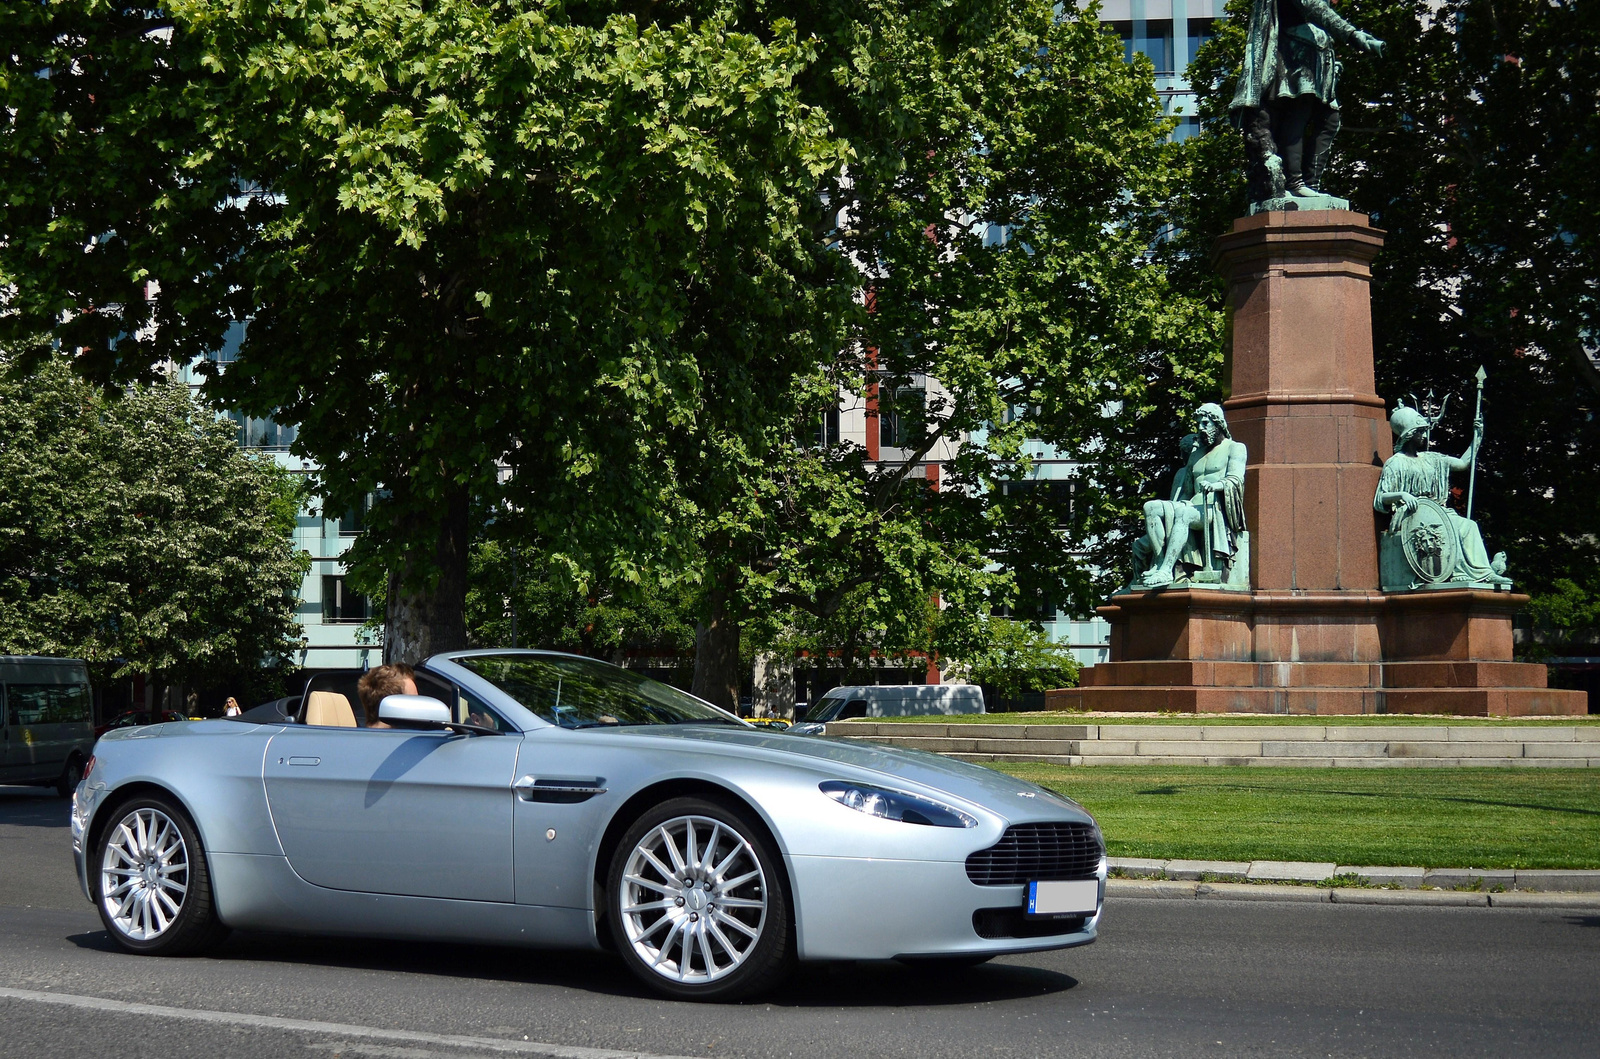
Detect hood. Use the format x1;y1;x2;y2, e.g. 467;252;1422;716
594;724;1094;824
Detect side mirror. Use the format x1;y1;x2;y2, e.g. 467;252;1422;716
378;694;452;728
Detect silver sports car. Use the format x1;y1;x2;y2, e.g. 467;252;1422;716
71;650;1105;1000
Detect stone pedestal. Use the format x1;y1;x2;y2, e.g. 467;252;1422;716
1054;212;1587;717
1050;587;1585;716
1217;212;1389;591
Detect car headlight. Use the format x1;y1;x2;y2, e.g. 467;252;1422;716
820;781;977;828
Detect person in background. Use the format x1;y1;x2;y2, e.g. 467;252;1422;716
222;696;242;717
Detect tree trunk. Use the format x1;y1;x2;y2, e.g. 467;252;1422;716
751;651;795;719
384;486;471;665
691;566;743;711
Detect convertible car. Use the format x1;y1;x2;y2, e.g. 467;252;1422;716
71;650;1104;1000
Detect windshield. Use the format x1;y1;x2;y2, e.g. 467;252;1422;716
457;654;747;730
808;695;847;723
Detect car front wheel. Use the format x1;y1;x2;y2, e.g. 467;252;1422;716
93;794;227;955
607;796;793;1001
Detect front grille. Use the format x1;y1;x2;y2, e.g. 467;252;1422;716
972;908;1089;940
966;822;1102;886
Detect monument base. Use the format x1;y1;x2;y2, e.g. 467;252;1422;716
1048;588;1587;717
1249;192;1350;215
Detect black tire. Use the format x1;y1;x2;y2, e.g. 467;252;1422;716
606;795;794;1001
56;754;85;798
92;793;229;956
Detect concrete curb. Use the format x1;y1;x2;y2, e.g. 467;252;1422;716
1106;878;1600;909
1107;856;1600;892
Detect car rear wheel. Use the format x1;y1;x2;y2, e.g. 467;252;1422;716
607;796;793;1001
56;755;85;798
94;794;228;955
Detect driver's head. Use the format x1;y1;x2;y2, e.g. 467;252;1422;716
357;663;417;726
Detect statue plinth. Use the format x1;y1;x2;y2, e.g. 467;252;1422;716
1053;586;1580;716
1053;212;1587;717
1215;211;1389;592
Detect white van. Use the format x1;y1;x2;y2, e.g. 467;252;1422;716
0;656;95;796
790;684;984;734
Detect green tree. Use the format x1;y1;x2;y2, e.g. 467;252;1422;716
0;354;307;698
466;538;696;665
1172;0;1600;642
677;0;1222;704
960;619;1082;704
1;0;852;663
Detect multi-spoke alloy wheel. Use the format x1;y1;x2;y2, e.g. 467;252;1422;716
101;807;188;941
93;795;226;956
609;797;793;1000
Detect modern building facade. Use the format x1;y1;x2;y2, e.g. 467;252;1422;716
1096;0;1222;141
185;325;380;678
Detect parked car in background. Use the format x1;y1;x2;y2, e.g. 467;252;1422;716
1;656;95;796
789;684;985;735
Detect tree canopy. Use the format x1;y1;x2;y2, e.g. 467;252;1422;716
2;0;853;661
0;353;307;692
3;1;1221;693
671;0;1222;702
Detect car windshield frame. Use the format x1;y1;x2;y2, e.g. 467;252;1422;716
807;694;849;723
455;654;749;731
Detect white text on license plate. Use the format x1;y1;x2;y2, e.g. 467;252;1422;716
1027;879;1098;916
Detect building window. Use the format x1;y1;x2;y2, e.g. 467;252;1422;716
322;576;371;624
1187;18;1216;66
230;412;297;451
1000;478;1084;531
1108;20;1174;75
990;588;1058;623
338;496;369;536
809;408;841;448
879;387;925;449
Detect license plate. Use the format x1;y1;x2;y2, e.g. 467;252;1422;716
1027;879;1099;917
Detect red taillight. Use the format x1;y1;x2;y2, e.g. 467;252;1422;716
82;755;95;782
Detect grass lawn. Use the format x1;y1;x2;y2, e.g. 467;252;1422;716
869;712;1600;726
989;764;1600;869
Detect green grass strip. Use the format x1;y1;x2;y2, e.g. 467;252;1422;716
990;764;1600;870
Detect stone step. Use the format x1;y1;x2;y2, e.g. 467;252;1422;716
830;722;1600;767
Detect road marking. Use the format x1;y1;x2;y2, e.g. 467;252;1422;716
0;986;704;1059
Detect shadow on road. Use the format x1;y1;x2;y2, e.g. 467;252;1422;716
777;959;1078;1007
0;788;70;829
64;929;1075;1006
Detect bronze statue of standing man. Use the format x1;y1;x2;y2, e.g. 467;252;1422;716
1231;0;1384;212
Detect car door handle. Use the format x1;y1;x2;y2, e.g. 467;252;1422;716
288;756;321;766
512;775;607;802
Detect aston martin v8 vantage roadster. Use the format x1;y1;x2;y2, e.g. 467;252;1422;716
71;651;1104;1000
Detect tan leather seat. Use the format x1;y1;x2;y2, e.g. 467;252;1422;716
304;690;357;727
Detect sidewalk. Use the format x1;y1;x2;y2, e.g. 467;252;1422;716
1107;856;1600;908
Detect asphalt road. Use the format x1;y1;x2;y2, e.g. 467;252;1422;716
3;786;1598;1059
